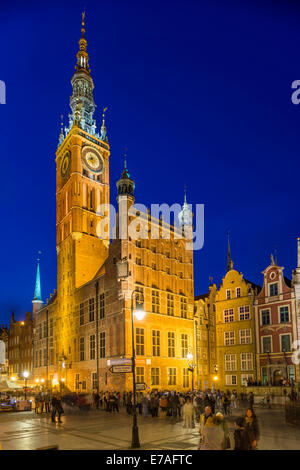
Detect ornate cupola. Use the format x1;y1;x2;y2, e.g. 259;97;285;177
116;154;135;205
178;189;193;227
64;12;98;138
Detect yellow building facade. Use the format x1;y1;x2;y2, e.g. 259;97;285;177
215;267;258;392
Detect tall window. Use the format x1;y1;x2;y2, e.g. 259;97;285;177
183;368;189;388
43;321;47;338
90;335;95;360
89;298;95;322
49;318;53;337
168;368;176;386
75;374;80;389
136;367;144;383
80;337;85;361
151;368;159;386
226;375;237;386
152;330;160;356
280;306;289;323
39;324;42;340
152;290;159;313
261;309;270;325
225;354;236;371
181;297;187;318
226;290;231;300
240;329;251;345
99;332;106;358
236;287;241;298
224;309;234;323
92;372;97;390
262;336;271;353
167;294;174;316
168;332;175;357
241;353;253;371
239;306;250;321
281;334;291;352
269;283;278;297
80;303;84;326
181;334;188;358
224;331;235;346
99;293;105;319
136;328;145;355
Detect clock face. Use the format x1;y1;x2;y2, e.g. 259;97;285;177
61;152;70;178
82;147;104;173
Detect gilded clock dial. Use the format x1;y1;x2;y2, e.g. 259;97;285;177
61;152;70;178
82;147;104;173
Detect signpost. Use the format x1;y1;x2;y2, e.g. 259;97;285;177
136;382;146;391
109;365;132;373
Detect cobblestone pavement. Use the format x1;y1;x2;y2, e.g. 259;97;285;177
0;405;299;450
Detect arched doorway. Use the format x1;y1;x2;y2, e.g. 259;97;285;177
273;369;283;386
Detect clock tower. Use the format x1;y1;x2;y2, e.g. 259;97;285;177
56;12;110;298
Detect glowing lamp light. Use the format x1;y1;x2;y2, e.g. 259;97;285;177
52;379;58;386
41;378;45;383
10;376;16;381
61;378;65;382
213;376;218;381
23;371;29;379
187;353;193;361
134;301;145;321
35;379;40;384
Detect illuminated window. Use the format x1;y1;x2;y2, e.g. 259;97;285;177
152;330;160;356
181;334;188;358
99;332;105;358
183;368;189;388
151;368;159;386
168;332;175;357
136;328;144;355
168;368;176;386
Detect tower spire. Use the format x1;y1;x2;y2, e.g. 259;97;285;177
75;11;90;74
33;251;42;302
178;186;193;227
226;231;233;272
100;107;108;142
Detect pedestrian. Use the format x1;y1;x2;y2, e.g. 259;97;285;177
242;408;260;450
51;395;58;422
198;416;225;450
182;397;195;429
198;405;214;447
44;392;50;413
159;394;168;418
234;417;252;450
215;412;231;450
56;395;64;423
248;391;254;409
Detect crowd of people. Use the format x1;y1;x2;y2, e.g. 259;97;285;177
31;388;261;449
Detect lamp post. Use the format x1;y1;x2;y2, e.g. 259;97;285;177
187;353;196;391
131;289;145;449
23;371;29;400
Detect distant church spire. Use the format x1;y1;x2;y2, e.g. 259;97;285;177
100;107;108;143
33;251;42;302
226;231;233;272
178;186;193;227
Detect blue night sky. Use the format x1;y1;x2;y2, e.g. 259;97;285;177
1;0;300;323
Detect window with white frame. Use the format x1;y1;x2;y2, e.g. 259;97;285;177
226;375;237;385
90;334;95;360
224;331;235;346
281;334;291;352
279;306;289;323
136;367;144;383
236;287;241;298
240;353;253;371
151;367;159;386
226;290;231;300
240;329;251;344
225;354;236;371
224;309;234;323
92;372;97;390
261;309;270;325
152;330;160;356
269;283;278;297
168;368;176;386
262;336;271;353
239;305;250;320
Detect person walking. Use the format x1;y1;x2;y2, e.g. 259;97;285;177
248;391;254;409
198;405;214;448
51;395;58;422
159;394;168;418
215;412;231;450
56;395;64;423
182;397;195;429
198;416;225;450
44;392;50;413
234;417;252;450
242;408;260;450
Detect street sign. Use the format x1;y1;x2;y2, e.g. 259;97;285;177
109;365;132;373
136;382;146;391
107;358;132;366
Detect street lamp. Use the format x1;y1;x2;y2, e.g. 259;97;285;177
23;371;29;400
131;289;145;449
187;353;196;390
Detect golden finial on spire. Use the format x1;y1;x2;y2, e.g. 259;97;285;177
102;107;108;124
81;10;86;37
